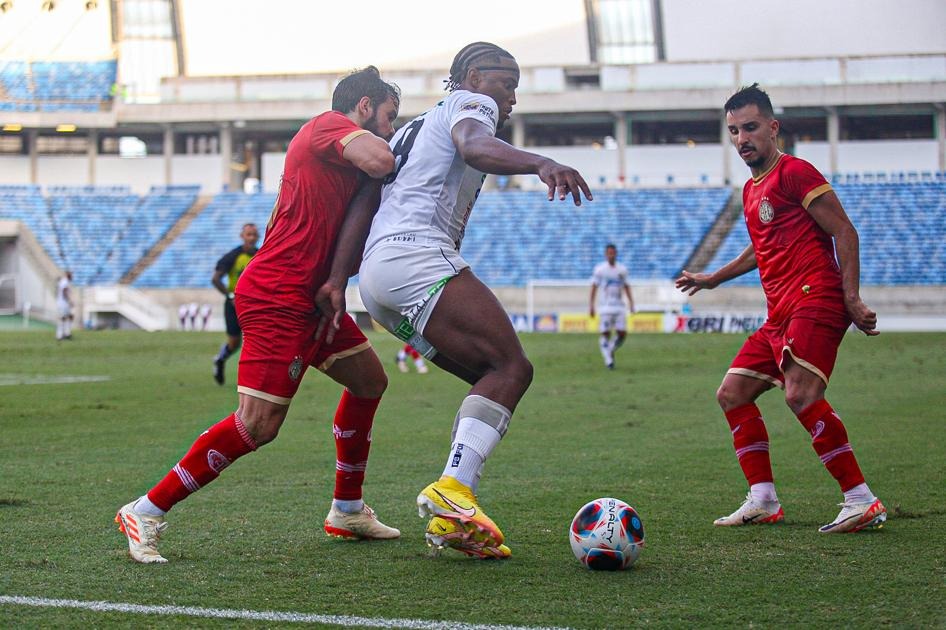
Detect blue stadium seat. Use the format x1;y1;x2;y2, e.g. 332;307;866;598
0;60;117;112
706;181;946;287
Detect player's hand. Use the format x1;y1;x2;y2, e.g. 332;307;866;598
845;296;879;336
314;282;345;345
537;160;593;206
675;270;718;296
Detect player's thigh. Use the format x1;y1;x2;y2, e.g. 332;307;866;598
423;268;527;374
359;244;466;359
726;325;783;390
234;295;319;405
319;315;387;399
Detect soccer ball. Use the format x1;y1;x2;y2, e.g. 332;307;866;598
569;497;644;570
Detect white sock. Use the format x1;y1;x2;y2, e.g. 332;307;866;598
414;357;425;368
599;336;612;364
749;482;779;504
134;495;167;517
442;417;502;488
397;350;406;361
64;319;72;336
56;321;64;339
843;483;874;504
332;498;364;514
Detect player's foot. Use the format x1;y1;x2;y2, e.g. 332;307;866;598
818;497;886;534
324;504;400;540
417;476;505;549
213;358;225;385
607;361;615;370
416;362;429;374
425;516;511;559
713;493;784;526
396;358;409;373
115;500;169;563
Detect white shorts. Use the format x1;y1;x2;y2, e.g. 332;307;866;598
57;302;72;318
359;244;469;358
598;309;628;333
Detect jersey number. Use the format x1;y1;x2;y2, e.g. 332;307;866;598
384;118;425;185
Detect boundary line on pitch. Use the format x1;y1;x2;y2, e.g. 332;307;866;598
0;595;570;630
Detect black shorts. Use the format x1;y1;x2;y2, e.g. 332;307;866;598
224;298;241;337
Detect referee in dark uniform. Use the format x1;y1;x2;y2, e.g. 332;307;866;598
211;223;259;384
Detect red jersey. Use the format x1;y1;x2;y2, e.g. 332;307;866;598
237;111;370;312
741;153;842;325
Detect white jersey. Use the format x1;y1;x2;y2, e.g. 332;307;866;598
56;277;71;306
364;90;499;255
592;262;630;313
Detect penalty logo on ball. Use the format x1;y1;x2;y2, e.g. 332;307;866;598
569;497;644;571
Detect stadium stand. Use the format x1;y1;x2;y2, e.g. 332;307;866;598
704;181;946;286
0;60;117;112
133;188;730;288
462;188;732;285
134;192;275;288
0;185;198;285
0;184;64;266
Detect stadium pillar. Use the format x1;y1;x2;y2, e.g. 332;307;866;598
614;113;627;186
27;129;37;185
935;104;946;172
163;125;173;186
826;106;840;176
219;122;233;192
720;117;731;186
87;129;98;185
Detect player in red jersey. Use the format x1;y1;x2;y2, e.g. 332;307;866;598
676;84;885;534
116;67;402;563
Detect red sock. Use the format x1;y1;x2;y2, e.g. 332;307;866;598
333;390;381;501
724;403;773;485
404;344;420;360
796;399;865;492
147;413;257;512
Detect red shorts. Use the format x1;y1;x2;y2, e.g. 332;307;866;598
234;294;371;405
728;306;850;387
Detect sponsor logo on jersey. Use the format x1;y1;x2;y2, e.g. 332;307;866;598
206;449;232;473
460;101;481;111
288;355;304;381
759;197;775;223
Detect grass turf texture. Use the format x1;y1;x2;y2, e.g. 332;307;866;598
1;329;944;628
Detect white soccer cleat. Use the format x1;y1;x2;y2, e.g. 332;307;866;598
713;493;785;527
324;504;400;540
115;500;169;563
396;359;409;373
818;498;886;534
416;362;429;374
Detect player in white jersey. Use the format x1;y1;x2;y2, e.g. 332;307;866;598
590;244;635;369
56;271;74;340
315;42;592;559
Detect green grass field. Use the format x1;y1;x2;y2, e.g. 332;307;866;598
1;329;944;628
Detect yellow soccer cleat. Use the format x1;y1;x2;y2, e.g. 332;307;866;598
426;516;511;559
417;476;505;548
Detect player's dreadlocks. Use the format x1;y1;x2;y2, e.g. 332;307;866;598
445;41;516;92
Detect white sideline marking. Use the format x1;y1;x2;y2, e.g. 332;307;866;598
0;374;110;386
0;595;569;630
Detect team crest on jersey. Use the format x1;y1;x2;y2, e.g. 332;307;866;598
758;197;775;223
288;355;304;381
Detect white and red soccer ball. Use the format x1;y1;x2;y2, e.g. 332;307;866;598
569;497;645;570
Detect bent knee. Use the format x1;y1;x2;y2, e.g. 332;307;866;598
349;373;387;399
716;382;747;411
784;387;820;415
507;355;534;390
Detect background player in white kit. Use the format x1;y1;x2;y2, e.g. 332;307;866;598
56;271;74;340
589;244;635;369
316;41;592;559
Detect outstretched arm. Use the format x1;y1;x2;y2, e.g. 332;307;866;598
675;245;757;296
451;119;593;206
806;190;878;335
314;180;383;343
